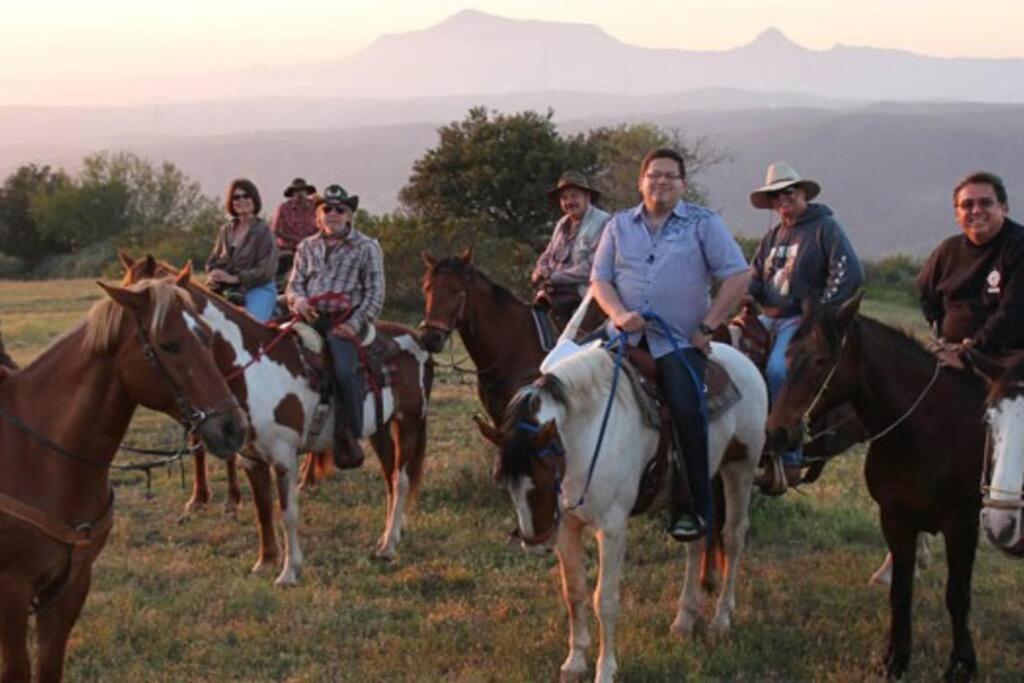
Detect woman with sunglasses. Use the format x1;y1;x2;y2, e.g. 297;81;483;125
285;184;383;470
206;178;278;322
747;161;864;494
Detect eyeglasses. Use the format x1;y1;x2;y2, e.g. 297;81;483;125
232;192;251;201
957;197;998;211
321;204;350;214
644;172;682;182
769;187;799;200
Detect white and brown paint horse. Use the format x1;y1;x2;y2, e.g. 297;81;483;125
477;343;766;682
122;255;433;585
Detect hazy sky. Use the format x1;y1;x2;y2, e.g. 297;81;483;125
4;0;1023;105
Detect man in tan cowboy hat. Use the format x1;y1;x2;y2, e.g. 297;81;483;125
271;177;319;285
748;161;864;494
287;183;382;469
531;170;611;327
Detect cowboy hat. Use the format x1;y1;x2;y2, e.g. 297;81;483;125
546;171;601;206
283;177;317;197
750;161;821;209
316;183;359;211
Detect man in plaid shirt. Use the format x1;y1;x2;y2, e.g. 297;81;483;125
286;184;384;469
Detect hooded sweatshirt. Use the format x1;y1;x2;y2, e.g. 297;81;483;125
749;203;864;318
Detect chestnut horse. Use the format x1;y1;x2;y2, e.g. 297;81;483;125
0;275;246;682
766;294;985;682
478;343;766;682
122;255;433;585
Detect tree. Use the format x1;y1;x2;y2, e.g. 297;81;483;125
32;176;131;250
0;164;70;263
400;107;597;248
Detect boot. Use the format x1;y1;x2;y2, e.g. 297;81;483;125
332;425;364;470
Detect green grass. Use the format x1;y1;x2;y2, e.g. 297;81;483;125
2;279;1022;682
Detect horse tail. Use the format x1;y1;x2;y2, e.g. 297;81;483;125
701;473;727;594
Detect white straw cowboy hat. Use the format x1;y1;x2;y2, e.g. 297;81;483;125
749;161;821;209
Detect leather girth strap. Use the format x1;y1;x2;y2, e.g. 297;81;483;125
0;489;115;548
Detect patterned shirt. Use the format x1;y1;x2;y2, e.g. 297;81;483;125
286;229;385;336
532;205;611;285
271;197;318;252
591;201;748;358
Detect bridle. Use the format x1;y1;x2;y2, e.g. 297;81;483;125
981;390;1024;510
509;421;565;547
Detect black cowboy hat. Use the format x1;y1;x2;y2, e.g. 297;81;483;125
315;184;359;211
284;177;317;198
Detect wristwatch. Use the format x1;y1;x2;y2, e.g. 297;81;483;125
698;322;714;336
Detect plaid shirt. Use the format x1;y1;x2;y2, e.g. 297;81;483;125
270;197;318;252
286;229;385;335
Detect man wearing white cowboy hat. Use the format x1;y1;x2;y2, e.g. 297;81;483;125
287;183;383;469
531;171;611;327
748;161;864;494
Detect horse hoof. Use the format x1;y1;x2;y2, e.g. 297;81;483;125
558;669;586;683
372;548;396;562
943;657;977;682
251;559;276;574
182;500;207;516
669;616;696;640
707;616;731;641
884;652;909;680
274;572;298;587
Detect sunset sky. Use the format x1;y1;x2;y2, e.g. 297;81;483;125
4;0;1022;105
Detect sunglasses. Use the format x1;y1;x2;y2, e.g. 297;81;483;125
769;186;799;200
957;197;998;211
232;192;251;201
321;204;350;214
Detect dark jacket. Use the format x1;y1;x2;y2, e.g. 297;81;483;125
749;203;864;317
206;217;278;290
917;218;1024;354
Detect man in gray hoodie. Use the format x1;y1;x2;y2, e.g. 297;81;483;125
748;162;864;493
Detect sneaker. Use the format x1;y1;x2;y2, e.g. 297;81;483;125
667;511;705;542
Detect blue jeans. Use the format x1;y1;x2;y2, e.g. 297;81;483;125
244;281;277;323
655;348;710;523
760;315;803;466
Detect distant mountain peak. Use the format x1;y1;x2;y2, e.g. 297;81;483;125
745;27;803;51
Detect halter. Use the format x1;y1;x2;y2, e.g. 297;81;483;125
511;420;565;546
980;415;1024;511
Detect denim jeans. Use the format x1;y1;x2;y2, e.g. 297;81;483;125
655;348;710;521
243;281;277;323
760;315;803;466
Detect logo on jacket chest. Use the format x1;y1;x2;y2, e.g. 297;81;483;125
987;268;1002;294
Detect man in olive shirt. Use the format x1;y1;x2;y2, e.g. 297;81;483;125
917;171;1024;369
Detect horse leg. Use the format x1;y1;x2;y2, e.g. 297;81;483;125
223;454;241;518
941;513;979;682
35;566;92;683
298;452;317;493
370;426;399;560
708;460;753;638
273;457;304;587
0;583;32;683
593;523;627;683
880;510;918;679
315;450;336;479
671;535;706;639
241;458;279;574
181;437;211;518
555;516;590;680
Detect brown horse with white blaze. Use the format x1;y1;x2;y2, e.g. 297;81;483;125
765;293;986;682
0;274;246;682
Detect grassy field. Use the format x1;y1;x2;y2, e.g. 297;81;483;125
3;279;1022;682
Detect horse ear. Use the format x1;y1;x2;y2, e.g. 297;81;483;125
963;348;1006;387
835;290;864;329
140;254;159;278
175;261;193;287
459;247;474;265
421;251;436;268
97;281;149;314
473;414;503;447
530;420;558;449
117;250;135;270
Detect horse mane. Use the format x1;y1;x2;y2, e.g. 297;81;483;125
798;305;933;365
82;279;191;354
428;256;526;309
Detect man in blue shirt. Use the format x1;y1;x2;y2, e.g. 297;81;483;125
591;148;750;541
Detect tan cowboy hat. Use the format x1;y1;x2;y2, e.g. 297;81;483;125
546;171;601;206
749;161;821;209
284;177;316;197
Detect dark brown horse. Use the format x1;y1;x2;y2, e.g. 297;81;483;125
766;294;985;682
0;275;246;682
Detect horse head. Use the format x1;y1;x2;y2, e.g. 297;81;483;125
977;352;1024;556
475;385;564;555
419;249;473;353
765;291;863;453
93;278;247;458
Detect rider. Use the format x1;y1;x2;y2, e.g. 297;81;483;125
747;161;864;493
286;184;384;469
591;148;750;541
270;177;318;288
531;171;611;328
918;170;1024;370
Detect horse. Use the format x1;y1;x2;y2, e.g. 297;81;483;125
0;274;247;682
972;352;1024;557
765;294;986;682
121;254;433;584
476;342;767;683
